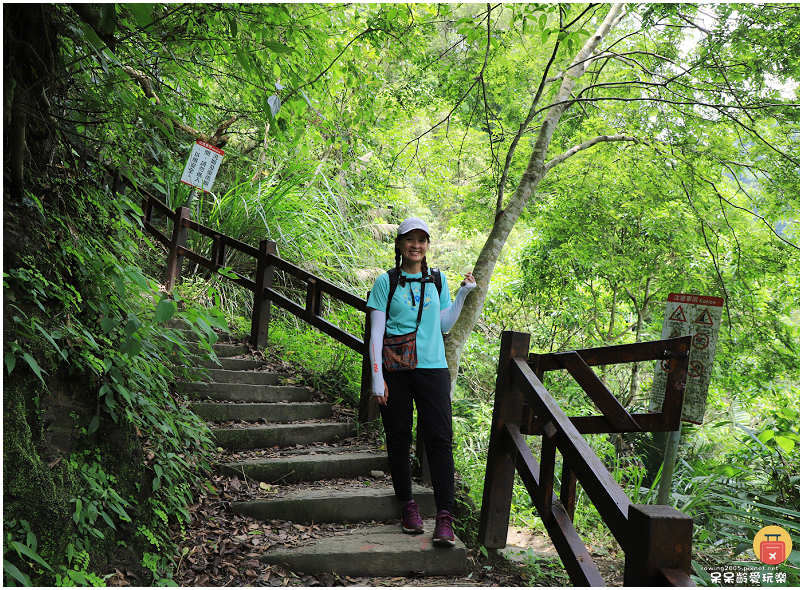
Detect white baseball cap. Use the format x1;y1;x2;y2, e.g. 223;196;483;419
397;217;430;237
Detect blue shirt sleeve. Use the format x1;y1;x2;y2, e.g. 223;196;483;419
366;272;390;312
439;272;452;310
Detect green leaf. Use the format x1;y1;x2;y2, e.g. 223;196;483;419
73;498;83;524
82;24;103;48
5;352;16;375
3;558;31;586
217;266;240;279
774;435;795;453
125;267;150;290
87;415;100;435
262;41;294;53
758;429;775;443
129;3;154;28
34;322;68;361
100;511;117;530
21;353;47;384
124;317;142;338
236;46;252;74
7;541;52;572
101;317;118;334
112;273;126;298
68;570;88;585
124;335;142;357
154;299;177;323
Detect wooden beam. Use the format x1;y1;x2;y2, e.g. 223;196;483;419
554;351;641;432
512;359;634;550
505;424;606;587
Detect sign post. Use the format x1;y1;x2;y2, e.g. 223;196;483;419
650;293;724;504
180;140;224;194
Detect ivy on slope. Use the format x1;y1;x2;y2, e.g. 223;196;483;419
3;164;226;585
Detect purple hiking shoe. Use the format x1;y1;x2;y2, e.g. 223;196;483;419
401;500;424;534
433;510;455;546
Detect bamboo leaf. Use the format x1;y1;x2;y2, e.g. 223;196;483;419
3;558;32;585
21;353;47;384
129;3;154;28
7;541;52;572
262;41;294;53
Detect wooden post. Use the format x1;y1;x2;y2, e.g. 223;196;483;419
211;235;226;269
560;458;578;521
540;421;558;520
478;330;531;548
358;301;379;425
415;431;432;485
624;504;693;586
165;206;191;291
306;278;322;317
250;239;276;349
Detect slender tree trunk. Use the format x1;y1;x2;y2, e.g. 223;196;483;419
8;88;29;201
445;3;627;391
624;277;652;406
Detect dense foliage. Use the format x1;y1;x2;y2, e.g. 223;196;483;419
4;2;798;585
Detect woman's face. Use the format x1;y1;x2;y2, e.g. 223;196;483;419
398;229;429;264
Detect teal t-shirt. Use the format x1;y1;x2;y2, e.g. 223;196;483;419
366;270;452;369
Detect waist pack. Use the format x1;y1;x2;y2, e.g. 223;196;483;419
382;276;427;372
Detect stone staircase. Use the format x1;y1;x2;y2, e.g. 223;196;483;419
179;329;470;579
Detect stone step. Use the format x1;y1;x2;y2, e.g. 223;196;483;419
196;357;264;371
175;328;233;343
220;451;389;484
189;368;287;385
231;484;435;525
257;521;469;577
191;402;332;423
178;383;311;403
204;343;249;357
212;422;354;451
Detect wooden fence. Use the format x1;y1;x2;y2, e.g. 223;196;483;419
479;331;696;587
136;190;379;423
122;172;696;584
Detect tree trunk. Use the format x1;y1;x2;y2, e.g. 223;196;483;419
445;3;627;392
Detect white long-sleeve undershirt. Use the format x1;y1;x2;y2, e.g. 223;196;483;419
368;281;477;396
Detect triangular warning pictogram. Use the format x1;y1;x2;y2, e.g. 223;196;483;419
694;308;714;325
668;305;687;322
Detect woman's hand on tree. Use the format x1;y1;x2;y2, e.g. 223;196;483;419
460;271;477;289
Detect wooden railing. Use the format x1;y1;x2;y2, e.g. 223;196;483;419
132;189;378;423
479;331;696;587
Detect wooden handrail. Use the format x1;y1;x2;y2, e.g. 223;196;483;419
480;331;696;587
130;187;375;421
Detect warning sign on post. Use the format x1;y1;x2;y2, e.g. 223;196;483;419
649;293;724;424
180;140;224;192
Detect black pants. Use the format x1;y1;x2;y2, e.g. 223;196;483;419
380;368;454;513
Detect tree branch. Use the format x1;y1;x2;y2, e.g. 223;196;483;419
545;134;639;171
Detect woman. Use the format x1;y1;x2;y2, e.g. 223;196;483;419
366;217;476;546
